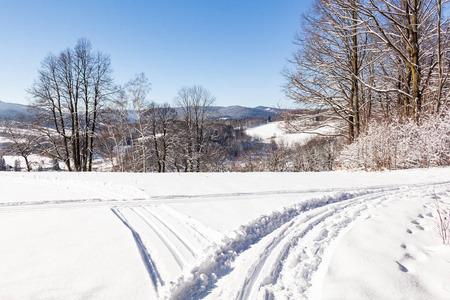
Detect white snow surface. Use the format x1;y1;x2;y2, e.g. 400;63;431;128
245;121;335;145
0;168;449;299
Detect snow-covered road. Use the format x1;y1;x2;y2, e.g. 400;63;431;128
0;169;449;299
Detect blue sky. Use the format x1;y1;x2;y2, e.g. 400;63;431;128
0;0;313;107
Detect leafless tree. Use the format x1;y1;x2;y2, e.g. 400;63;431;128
1;119;41;172
126;73;152;172
284;0;370;141
174;85;215;172
97;91;131;171
351;0;450;121
431;0;450;113
28;38;116;171
147;102;177;172
0;156;5;171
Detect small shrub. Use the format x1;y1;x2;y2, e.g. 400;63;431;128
14;159;21;171
433;191;450;245
291;137;340;172
0;156;6;171
52;159;61;171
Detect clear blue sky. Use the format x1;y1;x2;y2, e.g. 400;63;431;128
0;0;313;107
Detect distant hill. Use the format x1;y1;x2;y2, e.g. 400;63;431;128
156;105;284;120
0;100;30;120
0;100;284;121
210;105;283;119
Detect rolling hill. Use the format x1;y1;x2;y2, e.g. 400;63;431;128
0;100;284;121
0;100;30;120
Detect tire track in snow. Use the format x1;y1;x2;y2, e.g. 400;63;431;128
143;207;199;260
132;207;187;269
225;185;442;300
176;183;448;300
169;189;388;300
235;193;381;300
111;208;164;295
113;205;216;298
143;180;450;203
159;205;217;246
122;204;212;290
235;209;333;300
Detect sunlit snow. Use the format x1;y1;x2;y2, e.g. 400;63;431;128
0;169;449;299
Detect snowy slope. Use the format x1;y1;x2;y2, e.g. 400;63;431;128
246;121;335;145
0;100;29;120
0;168;449;299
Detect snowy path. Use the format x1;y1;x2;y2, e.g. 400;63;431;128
111;205;218;298
193;185;436;299
163;181;450;299
0;170;449;299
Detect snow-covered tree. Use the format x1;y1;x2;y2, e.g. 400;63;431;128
338;109;450;170
284;0;371;141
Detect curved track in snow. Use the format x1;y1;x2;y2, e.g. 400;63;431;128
193;182;450;300
109;205;217;299
232;191;389;300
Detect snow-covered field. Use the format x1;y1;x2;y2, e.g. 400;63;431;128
246;121;335;145
1;168;449;299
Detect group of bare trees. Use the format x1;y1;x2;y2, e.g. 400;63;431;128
90;73;255;173
95;74;223;172
285;0;450;141
18;39;251;172
231;137;339;172
97;73;178;173
175;85;216;172
28;38;115;171
1;119;40;171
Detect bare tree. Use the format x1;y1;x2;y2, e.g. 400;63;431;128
174;85;215;172
352;0;450;121
284;0;370;141
97;90;131;171
432;0;450;113
147;102;177;172
126;73;151;172
28;38;116;171
1;119;40;172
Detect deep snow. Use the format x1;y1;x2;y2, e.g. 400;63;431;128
0;168;449;299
